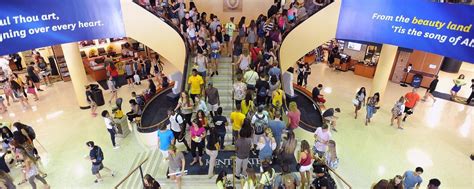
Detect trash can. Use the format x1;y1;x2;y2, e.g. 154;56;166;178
91;87;105;106
114;116;130;138
411;74;423;88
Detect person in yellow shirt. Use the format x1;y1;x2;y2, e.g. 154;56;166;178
272;88;285;109
187;69;204;104
241;93;255;117
230;104;246;145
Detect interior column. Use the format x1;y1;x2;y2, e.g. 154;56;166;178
371;44;398;97
61;42;90;109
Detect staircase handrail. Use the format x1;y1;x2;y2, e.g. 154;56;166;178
114;157;149;189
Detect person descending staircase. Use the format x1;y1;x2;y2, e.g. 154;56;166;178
208;56;235;148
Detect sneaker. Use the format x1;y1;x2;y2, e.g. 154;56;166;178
112;171;116;177
331;128;338;132
113;146;120;150
398;127;404;130
94;179;103;183
234;175;241;180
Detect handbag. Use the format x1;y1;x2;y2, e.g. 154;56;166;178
352;99;359;106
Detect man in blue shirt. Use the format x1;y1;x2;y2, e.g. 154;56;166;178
403;167;424;189
268;112;285;149
157;124;175;159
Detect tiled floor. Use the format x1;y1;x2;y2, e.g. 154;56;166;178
3;62;472;188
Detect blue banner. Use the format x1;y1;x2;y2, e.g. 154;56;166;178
336;0;474;63
0;0;125;55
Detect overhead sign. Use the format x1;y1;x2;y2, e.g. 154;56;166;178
336;0;474;63
0;0;125;55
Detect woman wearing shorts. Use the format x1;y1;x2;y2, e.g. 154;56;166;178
450;74;466;100
124;61;134;86
299;140;313;188
390;97;405;130
85;85;98;117
354;87;366;119
210;35;221;76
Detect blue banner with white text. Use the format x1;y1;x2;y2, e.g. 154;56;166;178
336;0;474;63
0;0;125;55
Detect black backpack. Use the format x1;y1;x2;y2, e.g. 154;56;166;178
254;114;266;135
96;146;104;162
258;86;267;97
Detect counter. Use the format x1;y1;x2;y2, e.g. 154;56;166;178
354;63;376;78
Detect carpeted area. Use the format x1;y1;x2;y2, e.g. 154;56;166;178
140;89;179;132
181;150;297;175
432;91;473;106
97;75;129;90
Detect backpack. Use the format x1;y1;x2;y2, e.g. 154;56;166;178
26;126;36;140
254;114;266;135
136;95;146;108
96;146;104;162
258;86;267;97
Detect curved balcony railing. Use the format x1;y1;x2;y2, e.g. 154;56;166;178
132;0;192;133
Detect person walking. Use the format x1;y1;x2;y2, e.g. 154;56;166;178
188;69;204;104
422;75;438;103
230;105;246;145
268;112;285;150
205;82;220;118
168;145;185;189
427;178;441;189
257;128;276;162
450;74;466;100
403;88;420;122
175;92;194;128
107;76;118;104
234;129;252;179
278;130;297;165
190;119;206;166
365;92;380;126
157;124;175;159
85;85;98;117
233;75;247;108
20;150;50;189
101;110;119;149
299;140;313;189
167;109;191;152
354;87;366;119
313;124;331;158
402;167;424;189
325;140;339;170
213;107;227;149
391;97;405;130
287;102;301;130
0;170;15;189
86;141;115;183
206;127;219;179
26;62;42;91
255;73;269;106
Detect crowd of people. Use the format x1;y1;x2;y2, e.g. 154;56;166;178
0;52;52;112
0;122;50;188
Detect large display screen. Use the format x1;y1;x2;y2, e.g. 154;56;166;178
0;0;125;56
337;0;474;63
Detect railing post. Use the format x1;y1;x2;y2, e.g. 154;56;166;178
139;165;145;189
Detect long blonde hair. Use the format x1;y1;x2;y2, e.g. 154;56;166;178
289;101;298;112
327;140;337;160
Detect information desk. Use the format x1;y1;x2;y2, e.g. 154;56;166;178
405;71;436;88
354;63;376;78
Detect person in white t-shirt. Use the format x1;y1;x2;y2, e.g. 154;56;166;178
313;124;331;158
167;109;191;151
101;110;119;149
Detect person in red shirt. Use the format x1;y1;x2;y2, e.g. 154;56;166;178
403;88;420;122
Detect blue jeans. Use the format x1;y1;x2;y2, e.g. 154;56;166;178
366;105;375;119
217;131;226;149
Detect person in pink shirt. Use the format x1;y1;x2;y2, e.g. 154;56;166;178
190;119;206;166
287;102;301;130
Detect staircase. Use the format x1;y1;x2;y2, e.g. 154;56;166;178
117;149;166;189
209;57;235;147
